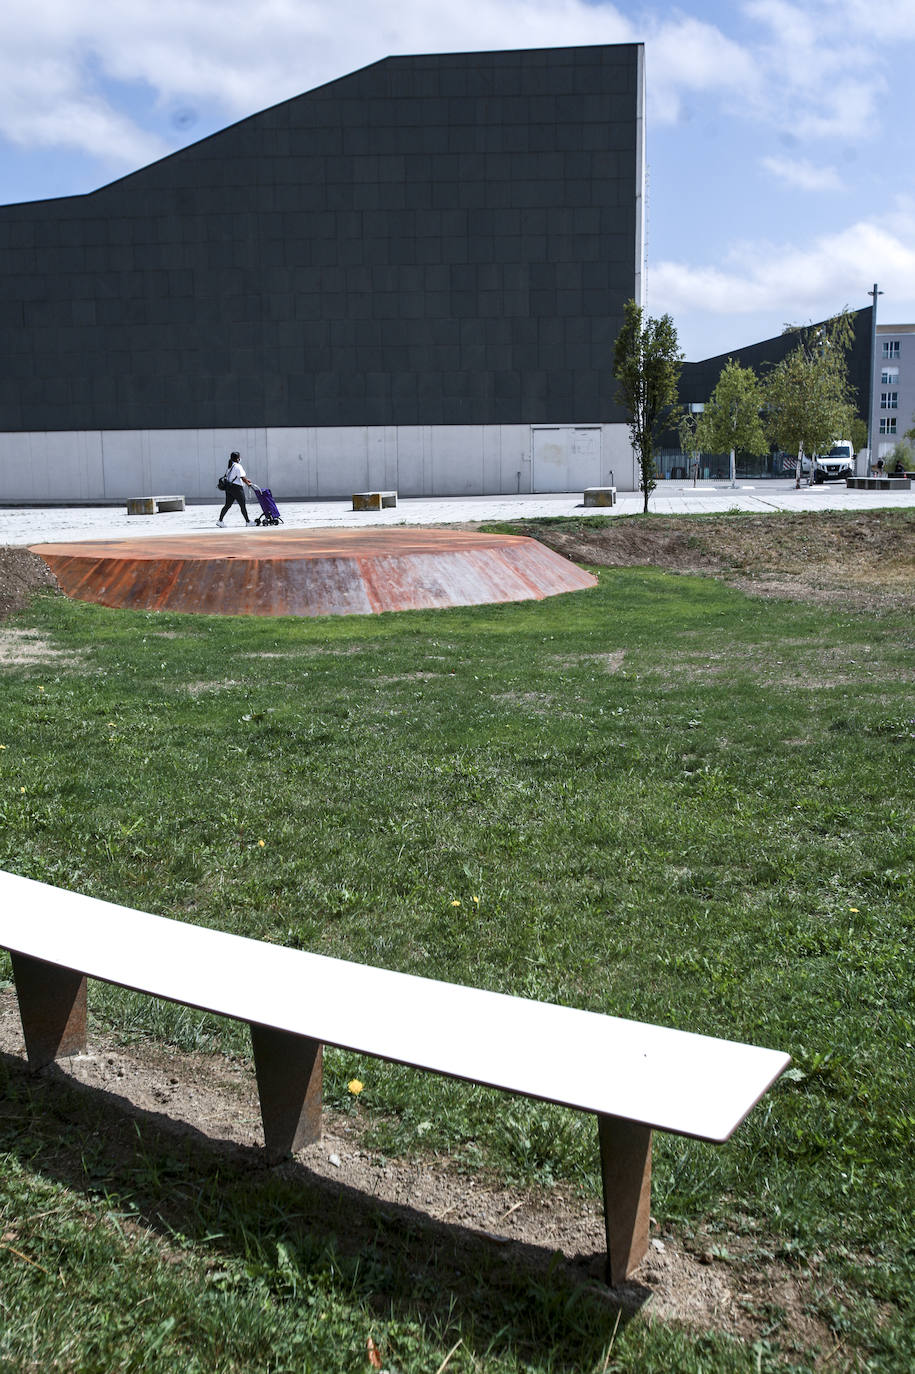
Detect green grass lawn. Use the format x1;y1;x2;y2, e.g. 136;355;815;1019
0;554;913;1371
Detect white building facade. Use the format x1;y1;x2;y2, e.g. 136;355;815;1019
874;323;915;462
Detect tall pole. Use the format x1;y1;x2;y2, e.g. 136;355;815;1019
729;399;737;487
867;283;883;475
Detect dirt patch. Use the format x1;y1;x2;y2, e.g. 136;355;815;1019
0;546;59;621
0;628;83;668
552;650;627;674
490;510;915;612
372;671;443;684
183;679;242;696
0;992;841;1358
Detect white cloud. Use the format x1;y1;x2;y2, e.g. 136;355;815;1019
650;211;915;330
646;16;761;123
0;42;167;167
1;0;892;169
0;0;638;164
768;0;915;43
739;0;885;140
0;0;907;180
761;155;845;191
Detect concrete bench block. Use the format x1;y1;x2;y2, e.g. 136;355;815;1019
584;486;617;507
353;490;397;511
155;495;186;512
127;497;155;516
846;477;911;491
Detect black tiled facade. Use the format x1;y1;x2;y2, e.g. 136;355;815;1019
0;45;642;433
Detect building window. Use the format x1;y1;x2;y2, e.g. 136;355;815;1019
881;367;899;384
879;417;897;434
882;340;900;358
881;391;899;409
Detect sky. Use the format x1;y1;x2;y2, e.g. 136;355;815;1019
1;0;914;360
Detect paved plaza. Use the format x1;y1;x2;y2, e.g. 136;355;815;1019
2;479;913;547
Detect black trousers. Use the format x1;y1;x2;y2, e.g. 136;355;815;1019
219;483;249;523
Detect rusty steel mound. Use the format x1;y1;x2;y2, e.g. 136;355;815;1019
30;528;597;617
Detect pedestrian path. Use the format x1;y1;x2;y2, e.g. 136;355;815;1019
2;480;913;546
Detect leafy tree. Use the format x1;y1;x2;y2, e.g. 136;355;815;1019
763;309;857;487
613;299;683;512
690;358;768;487
849;415;868;455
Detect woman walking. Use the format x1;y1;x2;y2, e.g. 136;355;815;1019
217;451;255;526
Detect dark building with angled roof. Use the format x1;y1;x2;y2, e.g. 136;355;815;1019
679;308;872;414
664;308;874;480
0;43;646;502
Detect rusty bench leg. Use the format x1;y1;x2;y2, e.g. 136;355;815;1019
11;954;87;1070
597;1113;652;1286
250;1025;323;1163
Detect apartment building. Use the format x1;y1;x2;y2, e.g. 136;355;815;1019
874;323;915;461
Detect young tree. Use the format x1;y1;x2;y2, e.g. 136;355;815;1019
613;299;683;512
691;358;768;487
763;310;858;488
676;407;703;486
849;415;868;456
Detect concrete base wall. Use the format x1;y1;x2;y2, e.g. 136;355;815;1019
0;424;637;503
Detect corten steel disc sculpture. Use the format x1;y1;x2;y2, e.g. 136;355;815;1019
30;528;597;617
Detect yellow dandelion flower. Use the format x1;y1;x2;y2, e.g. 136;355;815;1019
20;787;26;794
258;839;266;847
348;1079;364;1095
38;686;44;692
471;895;479;905
450;899;461;907
849;907;859;912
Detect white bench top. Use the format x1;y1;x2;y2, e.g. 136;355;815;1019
0;870;789;1143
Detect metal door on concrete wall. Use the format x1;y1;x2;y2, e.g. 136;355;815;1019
531;426;602;492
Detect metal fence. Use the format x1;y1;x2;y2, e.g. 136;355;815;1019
654;450;795;482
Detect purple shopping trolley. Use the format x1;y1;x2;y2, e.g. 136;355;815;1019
253;486;283;526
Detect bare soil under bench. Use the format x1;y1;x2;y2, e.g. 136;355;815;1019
0;994;839;1356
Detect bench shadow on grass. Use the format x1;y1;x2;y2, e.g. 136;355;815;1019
0;1049;650;1369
